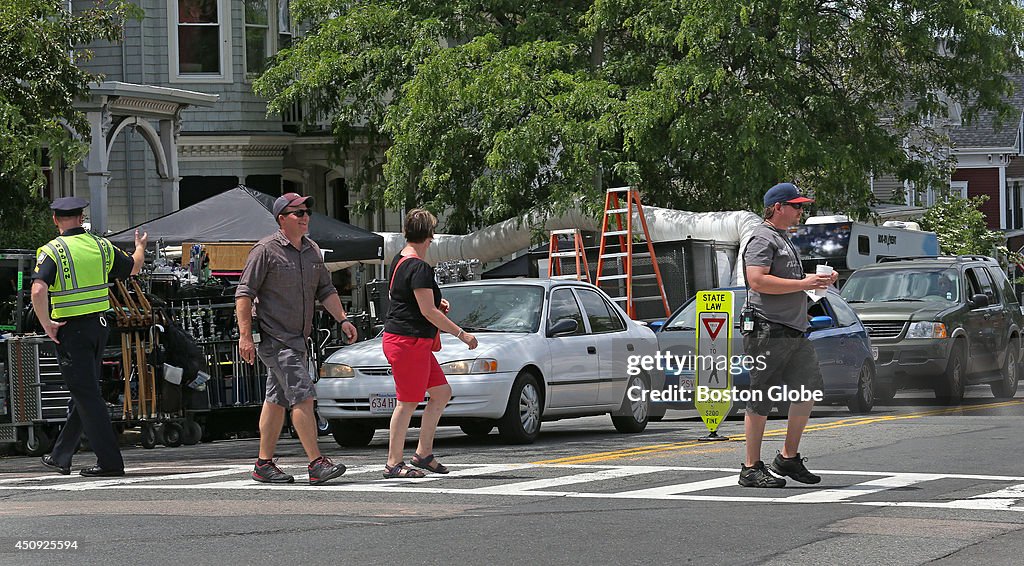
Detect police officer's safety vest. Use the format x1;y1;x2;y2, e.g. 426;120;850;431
37;233;115;319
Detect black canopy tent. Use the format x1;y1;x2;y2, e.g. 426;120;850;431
108;186;383;264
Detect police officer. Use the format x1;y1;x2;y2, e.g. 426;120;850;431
30;197;147;477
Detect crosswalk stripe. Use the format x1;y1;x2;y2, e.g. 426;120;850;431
602;475;739;498
781;473;945;503
463;465;665;495
969;483;1024;499
3;464;1024;512
1;466;254;491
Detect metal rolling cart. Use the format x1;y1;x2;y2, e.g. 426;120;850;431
164;296;269;442
0;250;68;456
0;334;70;456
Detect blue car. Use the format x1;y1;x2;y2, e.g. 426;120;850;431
651;287;876;415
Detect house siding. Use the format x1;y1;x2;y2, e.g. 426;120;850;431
952;168;1001;229
871;174;905;204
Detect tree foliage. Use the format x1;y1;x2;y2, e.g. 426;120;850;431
256;1;1024;233
0;1;133;248
919;195;1004;256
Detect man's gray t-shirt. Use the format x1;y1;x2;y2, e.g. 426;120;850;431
743;223;808;331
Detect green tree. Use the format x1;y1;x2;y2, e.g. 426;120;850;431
256;1;1024;232
0;1;133;247
919;195;1004;256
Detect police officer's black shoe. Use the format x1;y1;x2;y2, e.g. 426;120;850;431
79;466;125;477
40;455;70;475
738;461;787;488
769;452;821;484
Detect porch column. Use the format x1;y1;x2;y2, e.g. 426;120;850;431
85;110;110;233
159;113;181;213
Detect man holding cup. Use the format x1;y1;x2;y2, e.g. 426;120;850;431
737;182;837;488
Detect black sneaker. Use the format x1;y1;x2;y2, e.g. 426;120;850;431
738;461;787;488
252;459;294;484
769;452;821;484
308;456;346;486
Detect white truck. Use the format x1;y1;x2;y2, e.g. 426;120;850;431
788;218;939;285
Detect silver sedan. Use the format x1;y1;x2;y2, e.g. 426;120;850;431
316;279;664;445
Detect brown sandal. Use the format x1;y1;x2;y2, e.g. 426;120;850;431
383;462;425;479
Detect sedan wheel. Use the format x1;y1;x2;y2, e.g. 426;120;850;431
331;421;376;447
991;347;1019;399
498;372;542;444
459;422;495;438
612;374;650;433
847;365;874;414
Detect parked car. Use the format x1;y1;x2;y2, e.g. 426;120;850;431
316;279;664;446
839;255;1024;403
652;287;876;414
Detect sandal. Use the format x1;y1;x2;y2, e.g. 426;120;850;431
411;453;449;474
383;462;426;479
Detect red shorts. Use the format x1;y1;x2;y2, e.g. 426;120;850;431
382;332;448;402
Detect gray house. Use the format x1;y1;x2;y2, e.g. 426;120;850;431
870;75;1024;233
58;0;404;235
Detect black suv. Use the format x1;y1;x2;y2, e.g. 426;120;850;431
839;256;1024;403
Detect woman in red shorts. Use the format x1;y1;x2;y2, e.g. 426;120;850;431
381;209;478;478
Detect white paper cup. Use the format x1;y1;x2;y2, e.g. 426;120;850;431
815;265;834;296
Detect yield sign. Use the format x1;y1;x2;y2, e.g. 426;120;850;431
701;316;726;341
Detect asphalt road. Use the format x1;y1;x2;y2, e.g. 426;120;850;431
1;386;1023;566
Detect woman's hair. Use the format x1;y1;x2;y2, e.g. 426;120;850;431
404;208;438;243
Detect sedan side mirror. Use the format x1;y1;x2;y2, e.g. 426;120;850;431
547;318;578;337
968;293;990;308
809;315;833;330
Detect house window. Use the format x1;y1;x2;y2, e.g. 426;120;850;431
169;0;232;83
178;0;220;73
278;0;292;49
917;181;968;207
245;0;270;75
1015;180;1024;229
949;180;968;200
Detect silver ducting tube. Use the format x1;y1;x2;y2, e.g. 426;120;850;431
332;206;763;286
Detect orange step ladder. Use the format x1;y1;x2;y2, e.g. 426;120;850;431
594;187;670;319
547;229;590;282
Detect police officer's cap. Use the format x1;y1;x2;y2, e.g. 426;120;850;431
50;197;89;217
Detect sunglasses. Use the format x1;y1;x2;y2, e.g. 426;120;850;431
784;202;805;210
283;209;311;217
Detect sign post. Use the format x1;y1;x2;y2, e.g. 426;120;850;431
695;290;733;441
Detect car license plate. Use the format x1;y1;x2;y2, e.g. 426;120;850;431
871;346;878;361
369;392;397;415
679;377;695;392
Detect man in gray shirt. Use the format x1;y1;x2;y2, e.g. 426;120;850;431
739;183;837;488
236;193;358;485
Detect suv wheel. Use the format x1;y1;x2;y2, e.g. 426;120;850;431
991;347;1019;399
935;342;966;405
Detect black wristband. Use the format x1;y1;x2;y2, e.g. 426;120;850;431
337;317;349;325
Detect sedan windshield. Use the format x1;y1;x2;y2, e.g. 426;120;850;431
442;285;545;333
841;268;959;304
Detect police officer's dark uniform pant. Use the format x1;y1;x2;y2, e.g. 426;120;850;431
50;315;124;471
